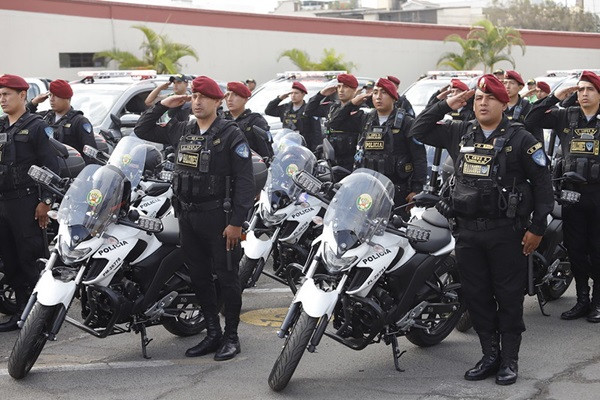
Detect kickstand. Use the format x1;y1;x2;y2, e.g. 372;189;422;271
536;287;550;316
389;334;406;372
137;324;153;359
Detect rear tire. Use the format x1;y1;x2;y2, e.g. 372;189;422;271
405;256;465;347
163;301;207;337
455;310;473;332
0;280;17;315
268;310;317;392
8;302;59;379
239;256;263;291
539;259;573;301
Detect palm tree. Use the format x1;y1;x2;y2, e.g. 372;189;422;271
437;34;480;70
278;48;356;72
468;19;526;72
95;25;198;74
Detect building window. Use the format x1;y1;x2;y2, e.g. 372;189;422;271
59;53;106;68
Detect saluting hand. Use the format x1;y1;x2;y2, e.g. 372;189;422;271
436;86;451;100
446;89;475;111
35;203;51;229
32;92;50;106
521;231;542;256
161;94;191;108
320;86;337;97
279;92;291;100
351;92;370;106
223;225;242;251
554;85;578;101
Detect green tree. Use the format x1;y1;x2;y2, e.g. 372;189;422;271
278;48;356;72
95;25;198;74
485;0;600;33
437;19;526;72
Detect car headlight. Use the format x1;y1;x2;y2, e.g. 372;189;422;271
59;240;93;265
323;245;357;274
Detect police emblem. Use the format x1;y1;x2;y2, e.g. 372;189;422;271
87;189;103;207
235;143;250;158
122;154;132;165
44;126;54;138
286;163;299;177
532;149;547;167
82;122;92;133
356;193;373;212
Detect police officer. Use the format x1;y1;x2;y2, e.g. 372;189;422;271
425;79;475;121
134;76;255;361
0;74;59;331
144;74;192;123
264;81;321;151
410;74;553;385
503;71;532;124
387;75;416;117
351;78;426;209
223;81;271;158
304;73;362;171
28;79;98;163
525;70;600;322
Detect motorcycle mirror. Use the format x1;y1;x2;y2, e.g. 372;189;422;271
166;153;175;162
292;170;322;195
110;113;121;128
563;171;587;183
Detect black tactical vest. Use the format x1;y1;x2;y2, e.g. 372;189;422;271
0;113;41;191
282;105;303;131
44;109;84;143
325;102;358;156
360;109;406;176
562;107;600;183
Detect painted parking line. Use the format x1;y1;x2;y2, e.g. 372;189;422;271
0;359;176;376
244;288;290;293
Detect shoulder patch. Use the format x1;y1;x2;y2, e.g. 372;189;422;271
527;142;543;155
532;149;547;167
44;126;54;138
82;122;92;134
235;143;250;159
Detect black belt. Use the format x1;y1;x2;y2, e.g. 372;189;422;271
455;217;514;231
0;186;36;201
179;198;223;212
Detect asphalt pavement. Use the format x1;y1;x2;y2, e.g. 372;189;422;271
0;275;599;400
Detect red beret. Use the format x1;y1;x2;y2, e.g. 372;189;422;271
387;75;401;86
450;79;469;92
537;81;551;94
375;78;399;101
477;74;510;103
579;70;600;93
291;81;307;94
49;79;73;99
192;76;224;99
0;74;29;91
337;73;358;89
504;70;524;86
227;81;252;99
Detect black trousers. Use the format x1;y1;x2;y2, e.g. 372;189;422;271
563;190;600;293
0;192;45;294
178;206;242;335
454;223;527;336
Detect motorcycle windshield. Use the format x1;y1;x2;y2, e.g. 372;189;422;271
265;145;317;208
107;136;149;188
323;169;394;253
272;129;305;155
57;164;126;237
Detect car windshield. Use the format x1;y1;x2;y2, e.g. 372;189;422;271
323;169;394;250
403;80;452;111
70;85;125;127
57;164;126;237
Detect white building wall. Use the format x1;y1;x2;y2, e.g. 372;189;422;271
1;9;599;92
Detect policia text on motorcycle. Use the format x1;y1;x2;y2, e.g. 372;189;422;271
525;70;600;323
134;76;255;361
27;79;98;164
0;74;60;332
410;74;554;385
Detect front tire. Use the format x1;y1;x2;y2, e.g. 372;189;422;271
268;310;318;392
8;302;60;379
539;259;573;301
239;256;263;291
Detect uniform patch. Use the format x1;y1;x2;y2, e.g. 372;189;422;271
213;138;221;146
18;129;28;135
235;143;250;159
505;146;512;153
392;129;400;134
532;149;547;167
464;154;492;165
365;141;384;150
570;139;599;155
474;143;494;150
574;128;597;136
180;144;202;152
64;123;71;128
177;152;199;167
527;142;543;154
44;126;54;138
0;133;7;144
82;122;92;134
366;132;382;140
404;163;413;172
185;135;205;142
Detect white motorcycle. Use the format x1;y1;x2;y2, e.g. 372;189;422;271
268;169;464;391
8;138;205;380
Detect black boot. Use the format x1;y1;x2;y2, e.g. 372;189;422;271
586;282;600;323
464;332;501;381
214;332;241;361
561;283;590;320
0;288;28;332
496;333;521;385
185;315;222;357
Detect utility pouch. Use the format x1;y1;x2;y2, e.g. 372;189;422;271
515;182;534;217
451;181;480;216
199;150;210;173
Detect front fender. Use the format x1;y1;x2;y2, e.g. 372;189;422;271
293;278;339;318
34;270;77;309
241;230;273;260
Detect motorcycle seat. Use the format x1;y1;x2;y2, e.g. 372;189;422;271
551;201;562;219
421;208;450;229
409;216;452;254
145;182;171;197
155;213;180;245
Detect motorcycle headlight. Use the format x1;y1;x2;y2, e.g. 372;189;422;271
260;207;287;226
58;240;93;265
323;245;357;274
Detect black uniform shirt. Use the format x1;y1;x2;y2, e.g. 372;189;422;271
134;103;255;226
410;100;553;235
223;109;270;157
265;98;321;149
304;92;363;134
